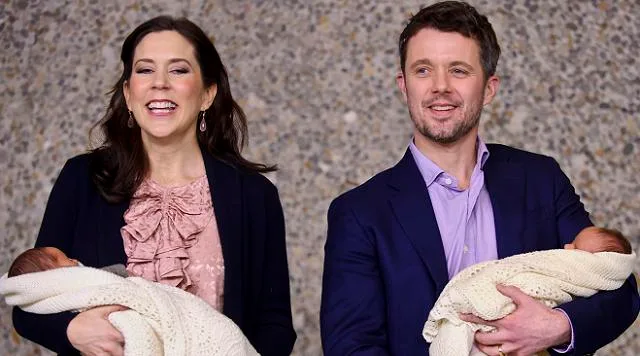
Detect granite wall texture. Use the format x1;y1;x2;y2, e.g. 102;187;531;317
0;0;638;354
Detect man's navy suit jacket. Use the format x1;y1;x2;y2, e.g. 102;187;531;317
321;144;639;355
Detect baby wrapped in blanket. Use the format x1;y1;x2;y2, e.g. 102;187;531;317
423;227;637;356
0;247;259;356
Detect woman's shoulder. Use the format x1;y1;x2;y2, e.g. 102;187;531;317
206;154;278;195
52;152;105;196
61;152;92;170
53;152;96;181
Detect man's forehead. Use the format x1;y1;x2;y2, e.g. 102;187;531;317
405;29;481;65
407;29;479;52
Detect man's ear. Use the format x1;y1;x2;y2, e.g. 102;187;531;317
482;75;500;106
202;84;218;110
396;71;408;102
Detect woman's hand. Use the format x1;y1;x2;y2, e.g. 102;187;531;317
67;305;127;356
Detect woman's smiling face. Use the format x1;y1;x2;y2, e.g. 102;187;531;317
124;30;216;144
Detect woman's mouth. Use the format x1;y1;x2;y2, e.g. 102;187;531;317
146;100;178;114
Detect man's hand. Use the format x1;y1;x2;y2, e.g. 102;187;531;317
67;305;127;356
460;284;571;356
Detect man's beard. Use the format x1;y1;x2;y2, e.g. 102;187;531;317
411;97;483;145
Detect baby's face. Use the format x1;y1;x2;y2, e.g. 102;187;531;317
41;247;79;267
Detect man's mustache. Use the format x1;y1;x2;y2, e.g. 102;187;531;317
421;96;461;108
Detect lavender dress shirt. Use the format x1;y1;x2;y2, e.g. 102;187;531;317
409;138;574;352
409;139;497;278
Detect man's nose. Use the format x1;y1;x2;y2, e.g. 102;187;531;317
431;71;451;93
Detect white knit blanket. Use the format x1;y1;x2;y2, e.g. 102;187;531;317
0;266;259;356
423;250;636;356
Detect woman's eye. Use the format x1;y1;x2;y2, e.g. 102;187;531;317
171;68;189;74
135;68;153;74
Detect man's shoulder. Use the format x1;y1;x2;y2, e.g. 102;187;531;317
486;143;559;169
330;166;394;213
487;143;553;161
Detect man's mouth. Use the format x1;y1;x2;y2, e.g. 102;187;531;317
429;105;456;111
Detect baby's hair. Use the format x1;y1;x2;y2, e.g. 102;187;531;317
595;227;632;254
8;248;59;277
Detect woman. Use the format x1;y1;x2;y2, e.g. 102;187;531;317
13;16;296;356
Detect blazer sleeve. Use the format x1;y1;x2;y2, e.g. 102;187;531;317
12;158;84;355
320;196;390;356
250;182;297;356
549;159;640;354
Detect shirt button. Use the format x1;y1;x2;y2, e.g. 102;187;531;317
444;177;452;185
463;245;469;253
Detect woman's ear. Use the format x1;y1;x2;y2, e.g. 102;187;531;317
202;84;218;110
123;80;131;109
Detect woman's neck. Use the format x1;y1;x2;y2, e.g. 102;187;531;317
143;135;205;186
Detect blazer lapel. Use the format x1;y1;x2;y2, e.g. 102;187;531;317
203;150;244;324
484;148;526;258
97;199;128;267
388;150;449;295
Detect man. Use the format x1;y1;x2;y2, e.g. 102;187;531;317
320;1;639;355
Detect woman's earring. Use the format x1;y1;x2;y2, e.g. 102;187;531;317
127;111;134;128
199;111;207;132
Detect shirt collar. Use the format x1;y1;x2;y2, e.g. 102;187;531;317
409;137;490;188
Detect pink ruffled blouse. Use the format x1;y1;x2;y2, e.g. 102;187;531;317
120;176;225;311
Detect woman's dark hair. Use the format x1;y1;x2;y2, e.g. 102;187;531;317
89;16;275;203
398;1;500;79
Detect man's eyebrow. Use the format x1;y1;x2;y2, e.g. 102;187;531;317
409;58;432;69
449;61;473;68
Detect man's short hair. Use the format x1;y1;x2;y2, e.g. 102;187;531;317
398;1;501;78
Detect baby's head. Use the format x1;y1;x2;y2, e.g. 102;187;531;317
8;247;78;277
564;226;632;254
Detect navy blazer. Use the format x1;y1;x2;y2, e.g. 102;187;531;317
13;151;296;356
321;144;639;355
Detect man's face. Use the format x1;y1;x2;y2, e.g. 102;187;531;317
397;28;499;145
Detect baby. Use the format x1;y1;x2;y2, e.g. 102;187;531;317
7;246;127;278
563;226;631;254
8;247;79;277
1;247;258;356
423;226;636;356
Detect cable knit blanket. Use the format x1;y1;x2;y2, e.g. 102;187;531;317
0;266;259;356
422;250;636;356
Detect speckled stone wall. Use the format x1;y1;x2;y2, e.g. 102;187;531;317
1;0;638;354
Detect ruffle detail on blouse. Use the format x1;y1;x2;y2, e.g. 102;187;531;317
121;176;213;289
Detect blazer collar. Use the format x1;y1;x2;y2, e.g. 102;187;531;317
202;149;244;324
483;146;526;258
388;149;449;294
386;145;527;291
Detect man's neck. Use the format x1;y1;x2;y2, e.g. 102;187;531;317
414;130;478;189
